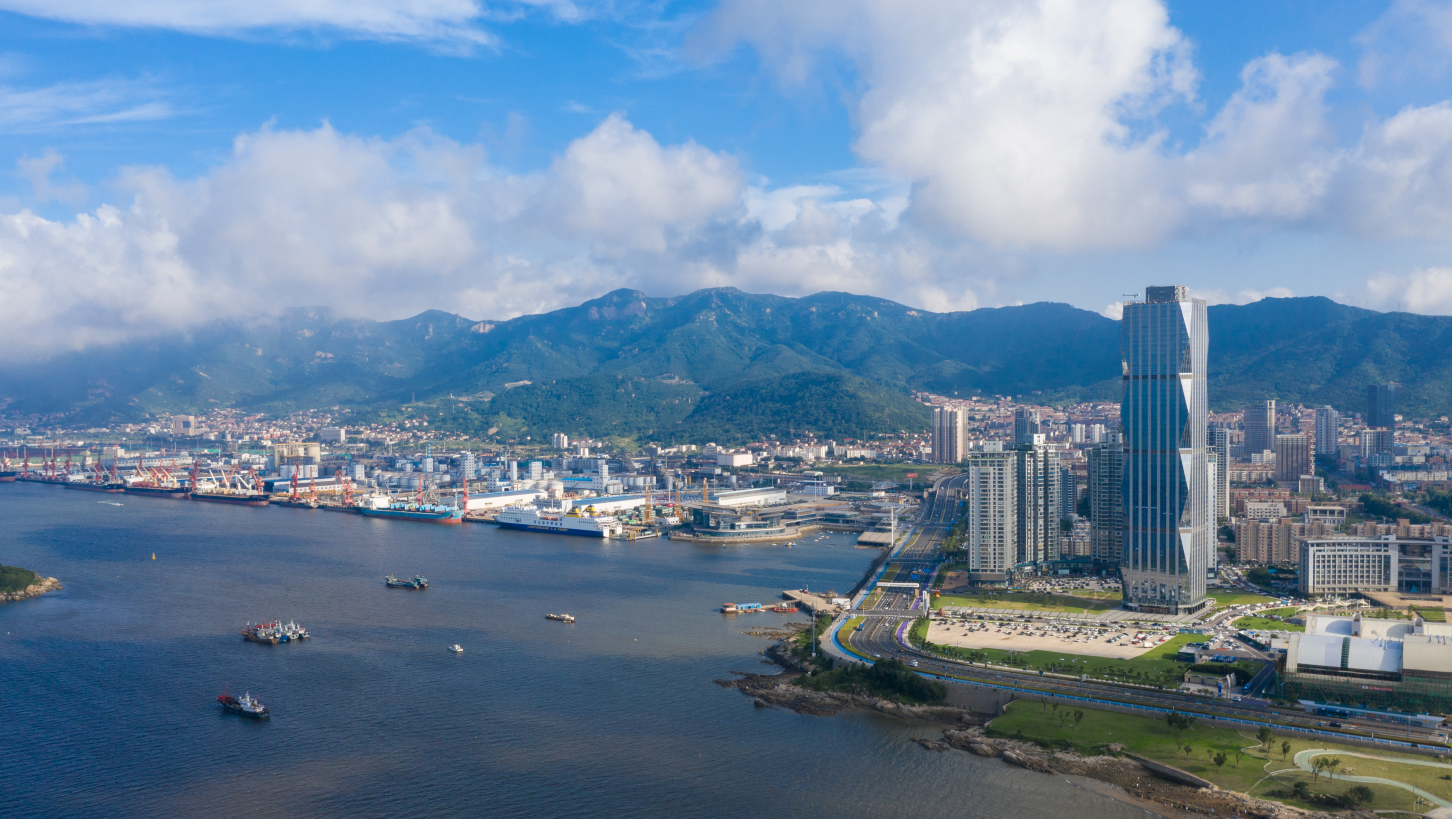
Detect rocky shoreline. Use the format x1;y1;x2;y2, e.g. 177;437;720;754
721;633;1359;819
2;575;62;603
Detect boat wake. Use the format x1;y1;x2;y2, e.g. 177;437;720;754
98;501;123;506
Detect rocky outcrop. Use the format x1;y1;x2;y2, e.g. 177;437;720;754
715;670;982;723
2;576;61;603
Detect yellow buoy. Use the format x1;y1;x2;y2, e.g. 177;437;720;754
151;553;156;560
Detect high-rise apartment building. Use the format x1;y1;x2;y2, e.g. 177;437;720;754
1361;428;1395;459
931;407;965;464
1275;433;1310;483
1089;423;1106;443
1243;400;1276;458
1120;285;1210;614
551;432;570;450
1087;431;1123;565
1014;441;1060;565
1207;426;1230;519
1367;384;1397;429
1313;406;1339;455
1059;465;1078;520
962;451;1016;579
1013;409;1040;445
1070;423;1086;444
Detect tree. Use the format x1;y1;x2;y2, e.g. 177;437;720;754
1184;744;1194;759
1233;748;1244;767
1281;740;1291;761
1257;725;1273;750
1073;709;1085;729
1292;781;1310;800
1346;784;1374;806
1213;751;1228;773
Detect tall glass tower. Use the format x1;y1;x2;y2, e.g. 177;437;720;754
1120;285;1210;614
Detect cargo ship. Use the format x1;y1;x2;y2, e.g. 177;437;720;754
0;470;18;483
495;499;623;538
63;479;126;493
217;689;270;719
359;495;463;524
125;478;192;498
385;574;428;589
192;489;270;506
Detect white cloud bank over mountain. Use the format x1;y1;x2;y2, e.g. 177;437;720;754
5;0;1452;359
0;115;947;359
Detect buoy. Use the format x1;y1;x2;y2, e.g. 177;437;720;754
151;553;156;560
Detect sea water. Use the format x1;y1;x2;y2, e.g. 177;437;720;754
0;483;1157;818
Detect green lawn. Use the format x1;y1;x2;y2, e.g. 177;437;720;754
921;631;1201;687
1233;617;1304;633
988;700;1436;813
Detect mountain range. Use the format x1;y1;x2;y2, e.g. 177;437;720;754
2;288;1449;441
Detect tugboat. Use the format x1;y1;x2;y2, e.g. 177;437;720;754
385;574;429;589
217;688;270;719
545;613;576;623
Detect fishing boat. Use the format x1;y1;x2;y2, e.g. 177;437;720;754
385;574;428;589
545;613;576;623
217;688;270;719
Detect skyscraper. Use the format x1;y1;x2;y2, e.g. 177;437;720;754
1275;433;1310;483
1314;406;1339;455
1207;426;1230;519
1120;285;1210;614
1014;439;1059;565
1243;400;1276;458
963;451;1016;580
931;407;965;464
1013;409;1040;445
1367;384;1396;429
1087;430;1123;566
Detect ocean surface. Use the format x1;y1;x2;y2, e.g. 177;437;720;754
1;482;1158;818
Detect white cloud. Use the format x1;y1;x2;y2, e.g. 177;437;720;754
0;77;175;133
0;116;975;360
1366;267;1452;314
0;0;610;49
16;149;88;205
1100;302;1124;320
1187;287;1296;306
1357;0;1452;88
695;0;1452;249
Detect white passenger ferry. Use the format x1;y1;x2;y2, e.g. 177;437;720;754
494;498;624;538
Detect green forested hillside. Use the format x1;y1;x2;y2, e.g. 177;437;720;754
3;289;1452;432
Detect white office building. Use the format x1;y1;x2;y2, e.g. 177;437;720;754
1299;536;1452;596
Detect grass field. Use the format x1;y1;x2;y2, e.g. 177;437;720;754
988;700;1439;813
1232;617;1304;633
1207;592;1279;608
935;591;1119;614
922;632;1202;687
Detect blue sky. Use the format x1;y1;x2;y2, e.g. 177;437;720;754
2;0;1452;358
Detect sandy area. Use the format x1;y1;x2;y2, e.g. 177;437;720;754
926;619;1170;659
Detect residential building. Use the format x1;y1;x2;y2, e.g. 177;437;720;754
1298;475;1326;495
1059;465;1078;521
1069;423;1086;444
1013;409;1040;446
963;451;1016;581
1362;427;1395;459
1243;501;1288;521
1235;519;1340;564
1121;284;1211;614
551;432;570;449
1014;440;1060;564
1089;423;1107;443
1208;426;1230;518
931;407;966;464
1243;400;1276;459
1087;430;1123;565
1275;433;1310;483
1367;384;1397;430
1313;406;1339;455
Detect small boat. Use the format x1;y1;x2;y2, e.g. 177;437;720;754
385;574;428;589
217;688;270;719
448;644;464;653
545;613;576;623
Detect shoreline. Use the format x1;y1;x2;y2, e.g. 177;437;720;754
724;632;1332;819
1;575;61;603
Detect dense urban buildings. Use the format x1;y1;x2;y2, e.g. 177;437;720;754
1120;285;1210;614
